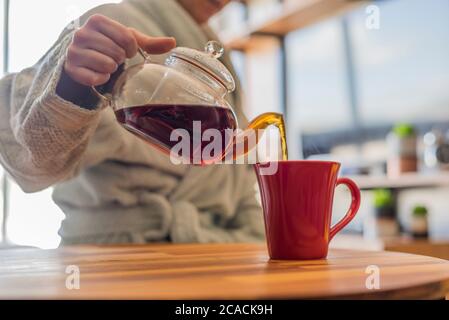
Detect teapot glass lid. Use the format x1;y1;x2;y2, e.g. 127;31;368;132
169;41;236;92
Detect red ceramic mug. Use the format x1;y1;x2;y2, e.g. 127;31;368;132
254;161;361;260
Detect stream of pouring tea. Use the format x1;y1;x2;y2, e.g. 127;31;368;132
246;112;289;161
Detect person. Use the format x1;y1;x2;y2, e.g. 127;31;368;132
0;0;265;245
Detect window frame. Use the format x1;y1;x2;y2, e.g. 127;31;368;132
1;0;10;245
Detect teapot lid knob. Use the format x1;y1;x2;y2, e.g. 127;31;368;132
205;41;224;59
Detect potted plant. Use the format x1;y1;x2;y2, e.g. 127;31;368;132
371;189;399;237
411;205;429;238
387;123;418;177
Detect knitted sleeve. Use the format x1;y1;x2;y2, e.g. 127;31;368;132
0;29;104;193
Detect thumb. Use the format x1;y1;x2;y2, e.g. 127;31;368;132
129;28;176;55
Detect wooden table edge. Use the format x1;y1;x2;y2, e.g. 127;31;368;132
1;244;449;300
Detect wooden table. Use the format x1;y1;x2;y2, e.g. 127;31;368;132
1;244;449;299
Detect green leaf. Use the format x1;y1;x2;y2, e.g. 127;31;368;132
392;123;415;138
373;189;394;208
413;205;428;217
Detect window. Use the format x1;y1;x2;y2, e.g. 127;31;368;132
349;0;449;127
286;18;352;135
244;43;283;118
0;0;4;74
0;0;6;244
285;18;353;159
9;0;120;72
280;0;449;159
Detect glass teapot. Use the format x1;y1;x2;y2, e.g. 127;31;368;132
93;41;287;165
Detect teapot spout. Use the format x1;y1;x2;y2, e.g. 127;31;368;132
225;112;288;162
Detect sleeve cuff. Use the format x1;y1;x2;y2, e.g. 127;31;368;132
38;36;106;129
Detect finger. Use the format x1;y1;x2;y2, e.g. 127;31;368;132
65;62;110;87
130;28;176;54
87;15;138;58
73;29;126;65
67;47;118;74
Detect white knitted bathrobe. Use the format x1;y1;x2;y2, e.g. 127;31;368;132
0;0;265;244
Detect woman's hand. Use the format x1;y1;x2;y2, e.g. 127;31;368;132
64;14;176;87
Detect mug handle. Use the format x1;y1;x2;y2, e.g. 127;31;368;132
329;178;361;241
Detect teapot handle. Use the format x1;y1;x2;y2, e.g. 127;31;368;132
91;47;150;105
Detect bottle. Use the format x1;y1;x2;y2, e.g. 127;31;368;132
423;130;442;169
422;129;449;170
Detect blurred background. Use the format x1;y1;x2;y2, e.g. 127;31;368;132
0;0;448;255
